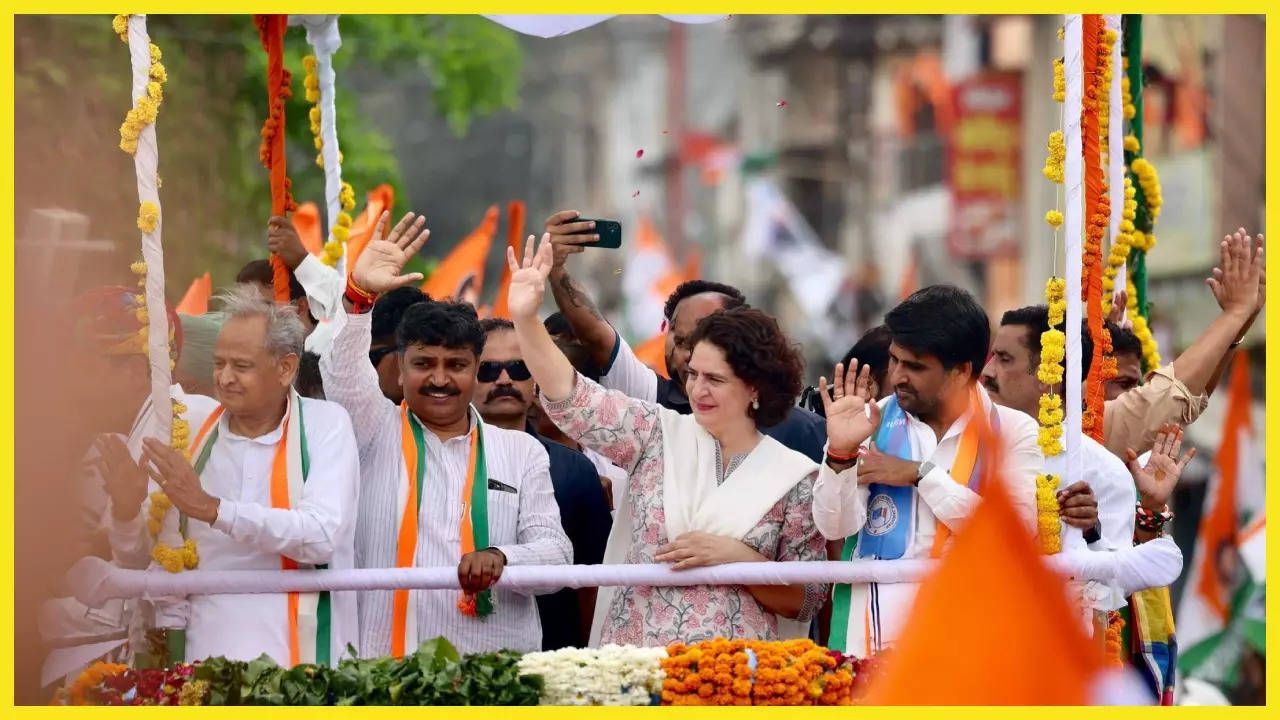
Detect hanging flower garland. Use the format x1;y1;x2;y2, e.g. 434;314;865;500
1105;611;1126;667
301;53;355;268
117;24;166;156
1121;21;1163;372
1079;16;1113;441
1102;176;1138;314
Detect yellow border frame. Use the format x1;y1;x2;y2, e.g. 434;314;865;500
3;5;1275;715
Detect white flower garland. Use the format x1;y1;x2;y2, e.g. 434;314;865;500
517;645;667;706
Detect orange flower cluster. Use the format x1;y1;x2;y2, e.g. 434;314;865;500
1105;611;1125;668
66;662;128;705
660;638;856;706
1080;16;1114;441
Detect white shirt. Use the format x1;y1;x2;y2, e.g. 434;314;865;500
583;447;628;517
111;396;361;666
320;311;572;657
295;254;346;355
811;384;1041;549
600;330;660;402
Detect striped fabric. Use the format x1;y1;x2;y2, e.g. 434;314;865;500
320;311;572;657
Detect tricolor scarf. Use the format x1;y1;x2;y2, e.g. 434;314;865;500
391;404;492;659
174;389;331;666
828;385;999;653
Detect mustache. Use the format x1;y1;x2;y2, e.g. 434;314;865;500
486;385;525;402
982;378;1000;393
418;384;460;397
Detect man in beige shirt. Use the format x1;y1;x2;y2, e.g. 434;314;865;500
1102;228;1263;457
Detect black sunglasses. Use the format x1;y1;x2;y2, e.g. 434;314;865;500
477;359;531;383
369;346;396;367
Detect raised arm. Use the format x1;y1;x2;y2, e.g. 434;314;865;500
1201;229;1265;395
1172;229;1263;396
320;211;431;453
508;233;578;402
267;215;342;321
543;211;619;369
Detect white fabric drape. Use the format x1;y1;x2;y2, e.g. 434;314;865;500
1062;14;1084;489
1106;15;1126;303
483;14;723;38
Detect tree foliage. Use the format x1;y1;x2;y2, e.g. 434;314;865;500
15;14;521;295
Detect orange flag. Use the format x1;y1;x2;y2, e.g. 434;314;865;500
291;202;325;257
633;333;670;379
347;184;396;279
866;421;1104;705
490;200;525;319
423;205;500;303
175;273;212;316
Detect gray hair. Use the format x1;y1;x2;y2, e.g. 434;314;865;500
214;283;307;358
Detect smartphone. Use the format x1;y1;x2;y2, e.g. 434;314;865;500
569;219;622;249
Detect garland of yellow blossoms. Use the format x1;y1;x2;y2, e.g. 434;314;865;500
114;15;167;156
1120;56;1163;370
661;639;855;706
302;55;356;268
1035;38;1068;555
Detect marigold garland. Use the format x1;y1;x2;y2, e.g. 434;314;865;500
1080;16;1113;441
1036;474;1062;554
1052;58;1065;103
301;54;355;268
1041;130;1065;184
1105;611;1125;667
1102;176;1138;313
66;662;128;705
137;201;159;234
660;639;856;706
145;390;200;572
117;20;167;156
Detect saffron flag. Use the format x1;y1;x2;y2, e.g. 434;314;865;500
490;200;525;320
1177;352;1265;686
622;215;677;338
175;273;212;316
291;202;325;257
632;333;669;379
346;184;396;279
423;206;500;304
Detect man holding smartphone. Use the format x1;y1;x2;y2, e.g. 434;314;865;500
540;210;828;464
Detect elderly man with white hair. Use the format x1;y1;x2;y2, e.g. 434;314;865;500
132;285;360;666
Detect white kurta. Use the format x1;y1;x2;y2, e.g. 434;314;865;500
811;384;1042;657
112;397;361;665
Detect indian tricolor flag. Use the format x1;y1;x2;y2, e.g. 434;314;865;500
1177;352;1265;686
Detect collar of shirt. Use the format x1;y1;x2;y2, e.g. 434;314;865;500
218;404;288;446
897;382;993;446
410;404;480;450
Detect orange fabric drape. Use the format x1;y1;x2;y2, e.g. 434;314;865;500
175;273;212;316
490;200;525;319
346;184;396;278
292;202;325;257
422;206;499;302
866;422;1103;704
255;14;296;302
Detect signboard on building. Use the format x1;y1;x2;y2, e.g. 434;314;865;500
945;73;1023;259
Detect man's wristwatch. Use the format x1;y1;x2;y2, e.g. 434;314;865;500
915;461;935;487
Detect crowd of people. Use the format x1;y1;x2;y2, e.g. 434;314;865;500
65;208;1264;701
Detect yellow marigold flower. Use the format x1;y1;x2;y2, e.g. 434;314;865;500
1044;210;1064;228
147;518;161;538
131;261;148;276
137;201;160;234
331;225;350;243
303;55;317;72
150;62;167;83
149;43;162;62
1124;134;1140;153
313;136;324;150
337;211;353;227
147;81;163;102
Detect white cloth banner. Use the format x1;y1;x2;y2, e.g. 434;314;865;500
483;14;723;38
741;178;846;320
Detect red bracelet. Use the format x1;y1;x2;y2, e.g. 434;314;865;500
345;279;377;314
826;448;860;463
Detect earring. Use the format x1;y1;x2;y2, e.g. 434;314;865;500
751;397;760;410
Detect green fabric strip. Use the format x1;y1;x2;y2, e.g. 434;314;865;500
472;419;494;617
295;396;330;666
826;535;859;652
409;412;428;512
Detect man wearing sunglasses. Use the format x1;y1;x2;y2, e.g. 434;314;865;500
473;318;611;651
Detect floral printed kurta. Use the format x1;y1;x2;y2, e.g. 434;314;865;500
542;374;827;647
